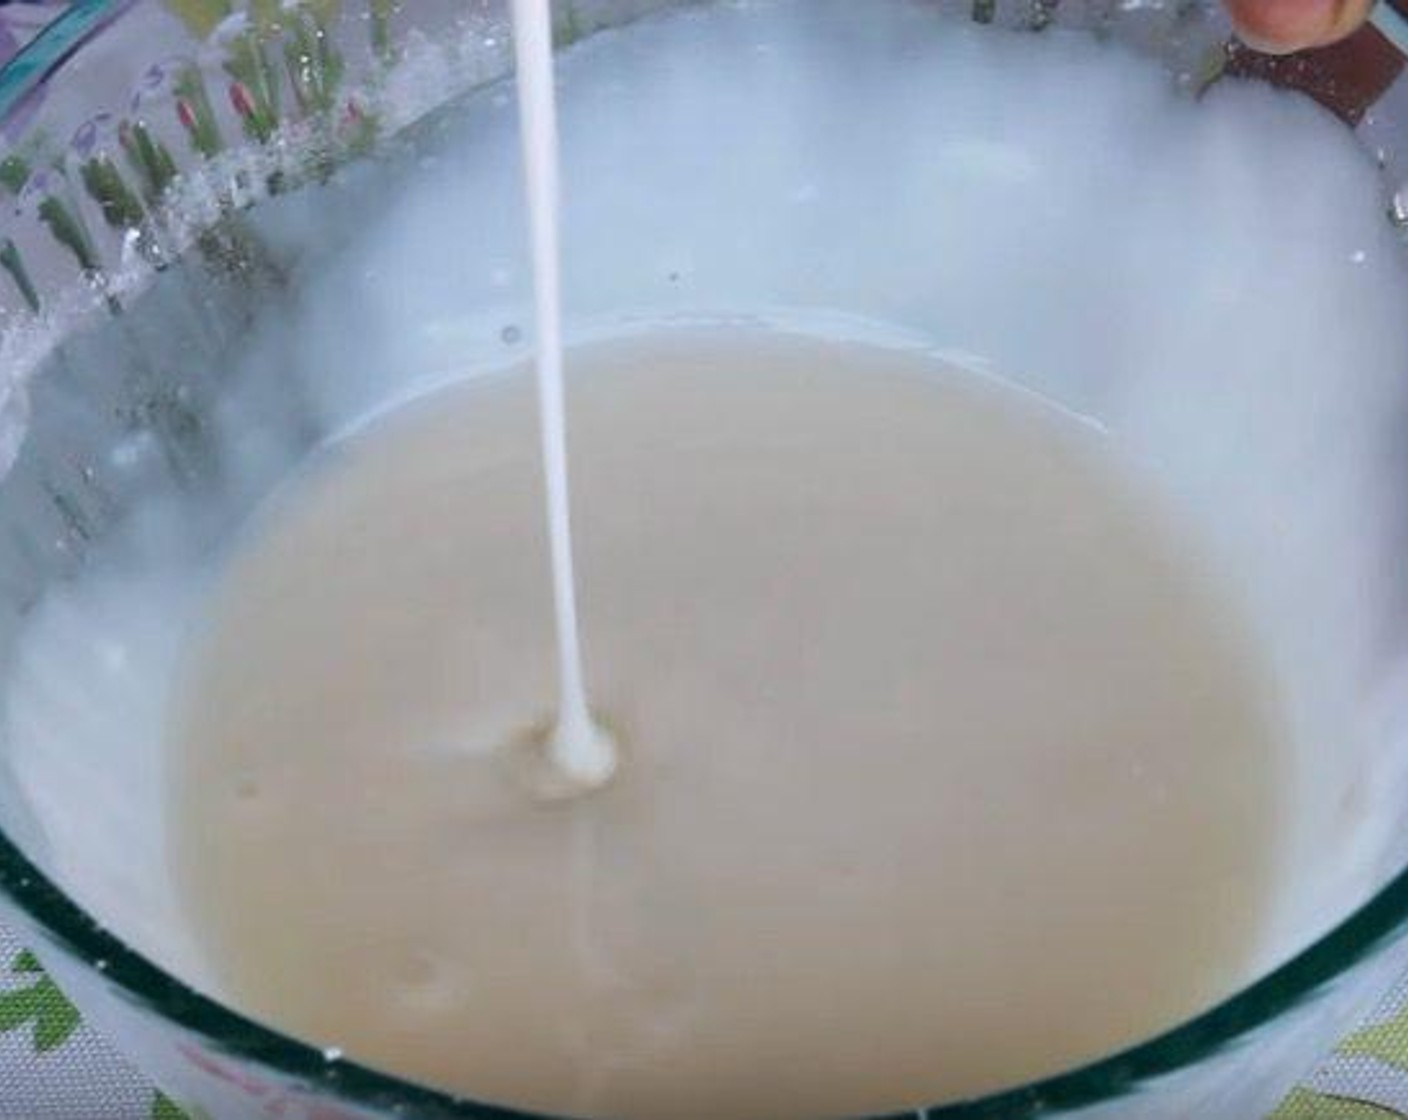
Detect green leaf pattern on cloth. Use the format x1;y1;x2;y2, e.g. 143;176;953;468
0;945;192;1117
0;949;79;1053
1342;1009;1408;1073
1270;1088;1403;1119
151;1091;193;1120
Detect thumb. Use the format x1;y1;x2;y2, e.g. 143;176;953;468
1224;0;1375;53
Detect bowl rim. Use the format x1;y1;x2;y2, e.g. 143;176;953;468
4;2;1408;1118
0;0;136;123
9;813;1408;1119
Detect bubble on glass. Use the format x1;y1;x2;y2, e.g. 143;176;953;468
1390;187;1408;230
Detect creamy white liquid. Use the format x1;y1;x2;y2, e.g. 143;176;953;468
508;0;616;787
171;330;1283;1119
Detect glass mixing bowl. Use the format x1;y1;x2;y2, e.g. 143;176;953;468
3;2;1408;1118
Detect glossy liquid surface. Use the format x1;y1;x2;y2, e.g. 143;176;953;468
172;331;1282;1119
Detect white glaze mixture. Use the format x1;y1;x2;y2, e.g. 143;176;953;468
172;331;1282;1117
